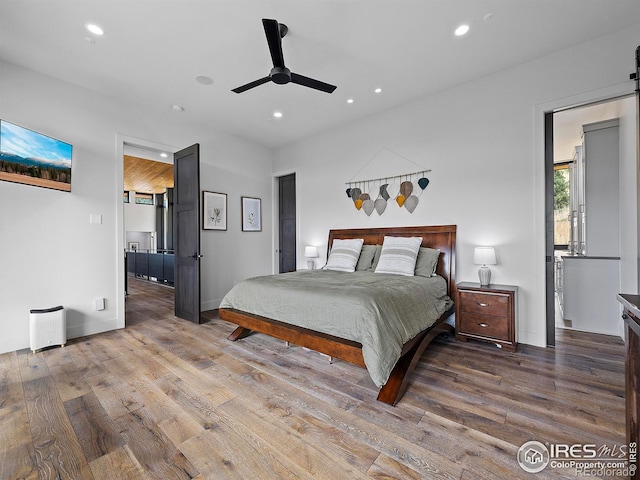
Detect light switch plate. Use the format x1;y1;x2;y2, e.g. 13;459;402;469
94;297;105;311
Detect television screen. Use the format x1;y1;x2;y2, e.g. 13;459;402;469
0;119;72;192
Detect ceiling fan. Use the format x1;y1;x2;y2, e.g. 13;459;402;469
232;18;337;94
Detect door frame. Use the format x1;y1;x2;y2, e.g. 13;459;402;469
116;134;179;328
537;84;636;347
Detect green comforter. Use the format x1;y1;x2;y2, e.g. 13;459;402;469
219;270;453;387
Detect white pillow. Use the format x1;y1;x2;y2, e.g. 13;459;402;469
374;236;423;276
325;238;364;272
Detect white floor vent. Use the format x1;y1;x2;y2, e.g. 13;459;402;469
29;305;66;353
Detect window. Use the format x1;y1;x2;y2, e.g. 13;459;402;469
135;192;154;205
553;163;570;248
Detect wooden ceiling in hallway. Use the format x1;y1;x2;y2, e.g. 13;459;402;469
124;155;174;194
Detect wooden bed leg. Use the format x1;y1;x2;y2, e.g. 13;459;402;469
227;326;253;341
377;323;453;406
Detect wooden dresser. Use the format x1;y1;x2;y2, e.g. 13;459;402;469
617;293;640;475
455;282;517;352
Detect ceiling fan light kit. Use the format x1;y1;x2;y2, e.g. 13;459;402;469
232;19;337;94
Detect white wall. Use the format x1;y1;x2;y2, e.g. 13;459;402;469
274;26;640;347
618;95;639;337
124;193;157;233
0;60;273;354
199;145;274;311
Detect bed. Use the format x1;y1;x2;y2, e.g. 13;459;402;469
218;225;456;405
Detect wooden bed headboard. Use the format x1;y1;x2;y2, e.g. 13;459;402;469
327;225;457;302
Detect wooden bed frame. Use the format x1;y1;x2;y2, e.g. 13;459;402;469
219;225;457;405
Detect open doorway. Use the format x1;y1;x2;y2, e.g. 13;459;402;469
546;95;637;344
123;145;176;324
116;136;179;329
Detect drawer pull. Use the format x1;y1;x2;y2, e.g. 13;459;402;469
477;302;489;307
477;322;489;328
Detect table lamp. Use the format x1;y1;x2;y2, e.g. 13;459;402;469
473;246;496;286
305;246;318;270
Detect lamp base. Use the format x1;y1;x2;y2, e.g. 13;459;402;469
478;265;491;286
307;260;315;270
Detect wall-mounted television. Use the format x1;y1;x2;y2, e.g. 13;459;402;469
0;119;72;192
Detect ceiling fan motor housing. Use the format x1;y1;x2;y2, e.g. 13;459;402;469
270;66;291;84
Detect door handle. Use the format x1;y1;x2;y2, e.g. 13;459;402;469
192;253;203;259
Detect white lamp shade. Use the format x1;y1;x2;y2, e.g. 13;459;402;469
304;246;318;258
473;246;497;265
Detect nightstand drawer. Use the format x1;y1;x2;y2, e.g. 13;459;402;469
458;312;509;339
459;291;509;317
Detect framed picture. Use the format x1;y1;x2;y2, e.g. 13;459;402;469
241;196;262;232
0;119;73;192
203;191;227;230
127;242;139;251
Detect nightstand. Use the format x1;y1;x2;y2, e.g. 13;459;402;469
455;282;517;352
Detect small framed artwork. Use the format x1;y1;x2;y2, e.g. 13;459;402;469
203;191;227;230
127;242;139;251
241;196;262;232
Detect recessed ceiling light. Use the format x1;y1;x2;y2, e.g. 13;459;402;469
347;98;354;104
86;24;104;36
273;111;283;118
160;152;168;158
374;88;382;94
171;104;184;112
455;24;470;36
195;76;214;85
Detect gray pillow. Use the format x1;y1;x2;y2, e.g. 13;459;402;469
415;247;441;277
371;245;383;270
355;244;378;271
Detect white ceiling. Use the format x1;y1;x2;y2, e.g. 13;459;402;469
1;1;639;149
554;96;635;162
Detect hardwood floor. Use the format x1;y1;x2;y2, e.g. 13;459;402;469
0;277;625;479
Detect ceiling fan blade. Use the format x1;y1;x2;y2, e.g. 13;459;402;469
232;76;271;94
262;18;285;68
290;73;337;94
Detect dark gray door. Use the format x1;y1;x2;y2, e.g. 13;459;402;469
279;173;296;273
544;112;555;346
173;144;201;323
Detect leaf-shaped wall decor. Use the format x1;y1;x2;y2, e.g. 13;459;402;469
399;181;413;197
404;195;419;213
379;184;390;201
374;198;387;215
345;165;432;214
362;199;374;216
